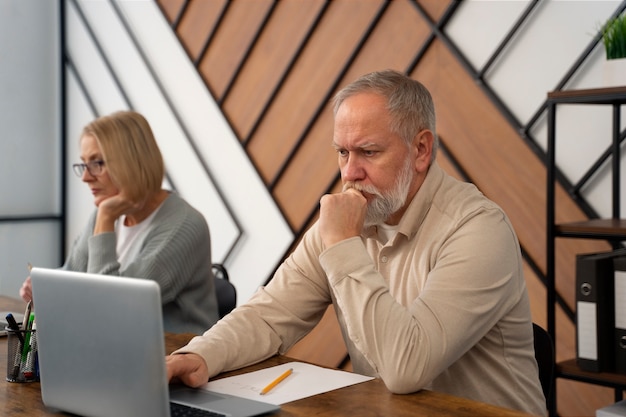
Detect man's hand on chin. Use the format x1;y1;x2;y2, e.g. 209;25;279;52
318;188;367;248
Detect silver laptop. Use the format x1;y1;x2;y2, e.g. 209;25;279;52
30;267;280;417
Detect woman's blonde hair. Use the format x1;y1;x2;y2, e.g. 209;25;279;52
81;110;164;202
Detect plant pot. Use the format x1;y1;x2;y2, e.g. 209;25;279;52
602;58;626;87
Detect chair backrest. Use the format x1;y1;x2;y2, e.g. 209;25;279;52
212;263;237;319
532;323;554;409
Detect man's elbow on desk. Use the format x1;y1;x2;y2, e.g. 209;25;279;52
378;370;427;395
384;382;423;395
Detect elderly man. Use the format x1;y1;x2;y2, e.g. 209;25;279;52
166;70;546;416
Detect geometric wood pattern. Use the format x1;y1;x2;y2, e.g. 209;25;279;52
156;1;621;414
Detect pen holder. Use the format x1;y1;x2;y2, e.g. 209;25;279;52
6;328;38;382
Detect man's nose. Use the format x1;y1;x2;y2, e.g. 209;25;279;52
341;156;365;182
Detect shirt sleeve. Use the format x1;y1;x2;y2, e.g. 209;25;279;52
174;224;333;377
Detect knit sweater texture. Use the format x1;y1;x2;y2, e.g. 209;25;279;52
63;192;219;334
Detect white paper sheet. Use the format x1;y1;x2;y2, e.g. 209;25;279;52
200;362;374;405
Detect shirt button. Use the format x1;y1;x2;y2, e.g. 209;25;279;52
381;256;388;263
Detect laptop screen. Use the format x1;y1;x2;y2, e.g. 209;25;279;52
31;268;171;417
30;267;279;417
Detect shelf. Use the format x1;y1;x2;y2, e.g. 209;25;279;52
546;87;626;415
547;86;626;104
557;359;626;389
555;219;626;239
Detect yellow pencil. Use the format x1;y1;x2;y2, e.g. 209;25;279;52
260;368;293;395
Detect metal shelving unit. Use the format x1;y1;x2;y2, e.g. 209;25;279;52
546;86;626;416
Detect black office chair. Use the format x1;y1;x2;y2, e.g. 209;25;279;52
212;263;237;319
532;323;555;411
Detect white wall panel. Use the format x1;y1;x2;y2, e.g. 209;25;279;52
0;1;61;297
0;1;60;217
486;1;617;125
0;223;61;297
446;0;531;71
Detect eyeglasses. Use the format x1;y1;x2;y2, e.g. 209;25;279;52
72;160;105;177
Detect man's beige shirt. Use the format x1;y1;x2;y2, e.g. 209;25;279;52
175;162;546;416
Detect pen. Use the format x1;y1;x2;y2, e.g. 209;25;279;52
23;322;37;380
22;300;32;330
260;368;293;395
20;313;35;365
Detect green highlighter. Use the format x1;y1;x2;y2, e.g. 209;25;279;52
20;313;35;365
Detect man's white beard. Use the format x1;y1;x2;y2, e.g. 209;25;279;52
343;156;414;226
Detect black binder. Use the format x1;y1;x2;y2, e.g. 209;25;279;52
613;256;626;374
575;249;626;372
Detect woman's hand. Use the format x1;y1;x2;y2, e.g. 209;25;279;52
19;276;33;302
94;192;144;234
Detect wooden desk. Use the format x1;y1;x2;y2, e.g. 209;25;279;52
0;296;533;416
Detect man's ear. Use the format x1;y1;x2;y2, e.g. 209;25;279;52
413;129;434;172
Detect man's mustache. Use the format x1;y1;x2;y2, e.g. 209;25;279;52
342;182;381;199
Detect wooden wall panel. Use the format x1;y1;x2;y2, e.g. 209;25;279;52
274;105;337;230
247;0;384;185
223;0;326;140
199;0;274;99
176;0;226;61
418;0;451;21
156;0;186;24
285;305;347;368
274;0;431;230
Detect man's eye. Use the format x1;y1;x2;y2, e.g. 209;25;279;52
337;150;348;157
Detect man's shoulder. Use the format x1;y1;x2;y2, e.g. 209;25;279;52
435;172;503;218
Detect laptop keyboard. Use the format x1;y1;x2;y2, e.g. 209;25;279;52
170;402;227;417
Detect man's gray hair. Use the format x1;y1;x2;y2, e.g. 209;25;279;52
333;69;438;160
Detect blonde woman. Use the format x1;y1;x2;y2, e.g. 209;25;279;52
21;111;219;334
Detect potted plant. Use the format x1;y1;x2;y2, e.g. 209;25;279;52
599;13;626;86
601;14;626;60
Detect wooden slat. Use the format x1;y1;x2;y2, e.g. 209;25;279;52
285;305;347;369
273;0;431;230
247;0;384;184
223;0;326;140
175;0;226;61
418;0;453;22
198;0;274;100
156;0;186;25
